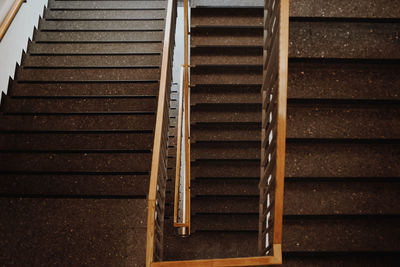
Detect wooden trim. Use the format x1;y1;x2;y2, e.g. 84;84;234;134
146;0;175;265
0;0;24;41
183;0;191;234
273;0;289;245
152;244;282;267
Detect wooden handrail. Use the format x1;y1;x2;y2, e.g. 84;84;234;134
273;0;289;245
258;0;289;256
0;0;24;41
152;245;282;267
183;0;191;234
146;0;176;265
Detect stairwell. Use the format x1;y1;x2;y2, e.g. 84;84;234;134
163;0;400;265
0;0;169;265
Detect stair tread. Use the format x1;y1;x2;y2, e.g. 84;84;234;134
2;97;157;113
40;19;165;31
0;198;147;266
10;82;159;97
286;142;400;178
29;42;163;54
164;230;258;261
290;21;400;59
0;173;149;196
0;114;156;131
191;123;260;142
0;132;153;151
191;27;263;46
288;60;400;100
17;68;160;82
191;141;260;160
0;152;152;173
34;31;164;42
23;54;161;67
283;216;400;252
44;9;166;20
287;103;400;139
191;8;263;27
290;0;400;18
48;0;167;10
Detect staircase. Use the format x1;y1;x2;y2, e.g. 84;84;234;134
164;1;264;260
283;1;400;265
0;0;168;265
164;0;400;265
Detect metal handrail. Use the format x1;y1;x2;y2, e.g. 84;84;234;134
173;0;191;234
0;0;24;41
146;0;177;265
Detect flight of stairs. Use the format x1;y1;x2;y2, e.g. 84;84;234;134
283;1;400;265
163;1;264;260
0;0;167;265
163;0;400;265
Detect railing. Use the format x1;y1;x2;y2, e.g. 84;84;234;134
173;0;191;234
151;0;289;265
145;0;177;265
258;0;289;258
0;0;24;41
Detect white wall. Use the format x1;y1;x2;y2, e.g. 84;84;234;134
0;0;15;24
0;0;48;99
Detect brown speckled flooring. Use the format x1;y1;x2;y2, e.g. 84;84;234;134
163;0;400;265
0;0;167;265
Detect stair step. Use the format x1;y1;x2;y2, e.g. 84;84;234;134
29;42;163;54
191;8;263;27
2;97;157;113
191;123;260;142
0;152;151;173
0;173;149;196
192;160;259;178
191;141;260;160
0;132;153;151
192;178;259;196
164;231;258;260
192;196;258;214
192;214;258;231
286;141;400;178
191;27;263;47
191;104;261;124
191;0;263;8
283;252;400;267
40;19;165;31
191;67;262;85
287;103;400;139
44;9;166;20
284;178;400;215
48;0;166;10
283;215;400;251
191;86;260;104
34;31;164;43
10;81;159;97
289;21;400;59
191;46;262;66
23;54;161;67
288;60;400;100
0;198;147;266
290;0;400;18
17;68;160;82
0;114;155;131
